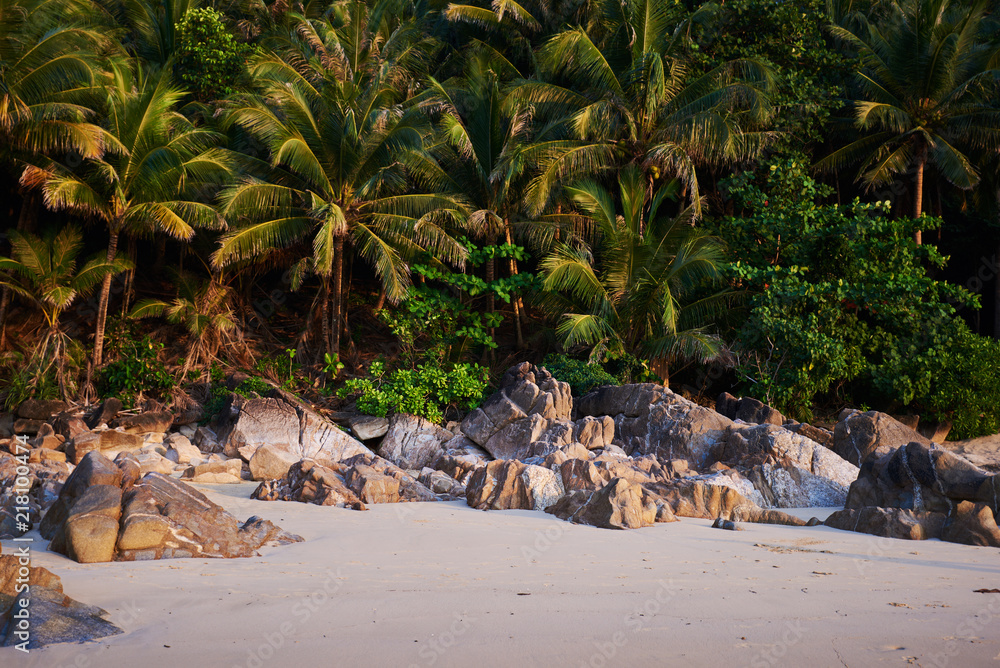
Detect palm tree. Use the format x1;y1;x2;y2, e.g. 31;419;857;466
540;165;730;382
422;53;544;347
0;0;107;165
214;3;464;359
513;0;776;217
0;227;128;397
21;61;231;380
817;0;1000;243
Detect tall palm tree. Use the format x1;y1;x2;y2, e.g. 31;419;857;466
541;165;730;382
0;227;128;397
423;53;544;347
214;3;464;359
21;61;231;379
513;0;776;217
0;0;108;165
817;0;1000;243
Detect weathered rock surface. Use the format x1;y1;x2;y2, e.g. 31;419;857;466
181;459;243;484
645;480;809;526
215;394;372;470
712;423;859;507
378;413;453;470
833;411;930;467
845;441;998;516
348;415;389;441
252;460;365;509
465;460;564;511
546;478;664;529
115;474;301;560
40;451;301;563
17;399;69;421
112;411;173;434
576;384;733;467
0;556;122;649
461;363;572;459
825;507;946;541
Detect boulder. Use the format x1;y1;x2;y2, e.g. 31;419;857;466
572;416;616;450
86;398;122;428
463;460;565;511
165;435;202;466
348;415;389;441
112;411;173;435
417;469;465;498
181;459;243;484
482;414;555;461
645;480;808;525
715;392;739;420
745;464;851;508
12;419;44;435
344;465;401;504
824;507;946;541
734;397;784;426
249;443;301;481
941;501;1000;548
547;478;661;529
378;413;453;470
341;454;438;503
114;451;175;477
833;411;930;467
17;399;69;421
0;559;121;648
56;484;123;563
40;452;123;539
50;414;88;442
461;363;572;448
115;474;302;560
252;459;365;509
216;394;372;465
845;441;997;515
560;459;610;492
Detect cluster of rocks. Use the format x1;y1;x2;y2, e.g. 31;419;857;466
35;451;301;563
0;546;122;649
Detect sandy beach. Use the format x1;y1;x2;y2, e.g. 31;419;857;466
4;482;999;668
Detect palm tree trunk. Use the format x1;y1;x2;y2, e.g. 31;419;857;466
330;236;344;358
320;277;331;355
503;220;524;348
92;229;120;369
913;148;926;245
485;257;495;343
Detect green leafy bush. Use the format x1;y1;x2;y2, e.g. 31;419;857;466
98;336;174;406
542;354;618;396
382;240;538;366
202;376;274;420
338;360;488;424
712;159;980;422
175;8;252;101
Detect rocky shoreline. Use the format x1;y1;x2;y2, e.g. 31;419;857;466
2;362;1000;647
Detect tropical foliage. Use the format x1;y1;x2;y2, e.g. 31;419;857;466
0;0;999;436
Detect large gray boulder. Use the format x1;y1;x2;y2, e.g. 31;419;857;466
378;413;454;470
833;410;930;466
461;363;572;458
215;392;372;477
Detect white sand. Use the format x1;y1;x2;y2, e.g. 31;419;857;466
5;483;1000;667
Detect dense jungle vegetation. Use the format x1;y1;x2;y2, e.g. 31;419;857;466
1;0;999;437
